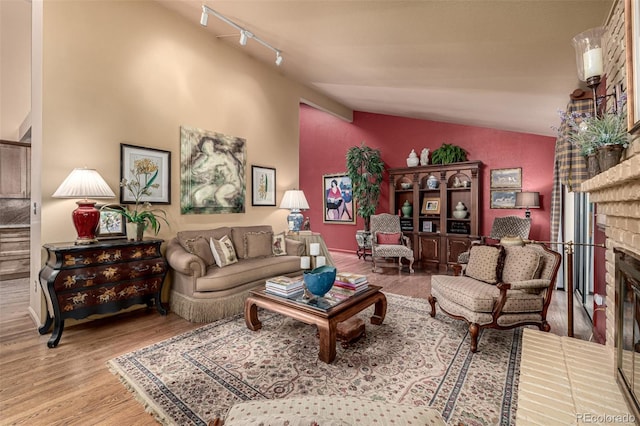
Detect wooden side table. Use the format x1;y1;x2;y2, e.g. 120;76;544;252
38;238;168;348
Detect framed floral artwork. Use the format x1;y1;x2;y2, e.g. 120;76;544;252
120;144;171;205
251;165;276;206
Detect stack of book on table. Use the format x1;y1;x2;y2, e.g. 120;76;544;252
327;272;369;301
266;276;304;299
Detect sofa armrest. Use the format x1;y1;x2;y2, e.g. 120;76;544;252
497;279;550;291
285;238;304;256
165;238;206;278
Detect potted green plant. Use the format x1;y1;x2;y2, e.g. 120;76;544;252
430;143;468;164
346;142;385;232
561;96;629;175
102;158;169;240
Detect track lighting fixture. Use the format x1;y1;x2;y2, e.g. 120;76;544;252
239;30;248;46
199;9;208;26
199;4;284;67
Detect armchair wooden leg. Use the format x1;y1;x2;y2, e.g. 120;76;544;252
540;321;551;332
408;258;414;273
428;295;437;317
469;323;479;353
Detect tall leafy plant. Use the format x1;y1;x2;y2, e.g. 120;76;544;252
346;142;385;231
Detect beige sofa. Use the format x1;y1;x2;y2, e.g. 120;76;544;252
166;225;304;322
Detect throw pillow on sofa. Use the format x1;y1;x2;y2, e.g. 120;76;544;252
181;236;216;266
464;244;505;284
210;235;238;267
244;231;274;258
272;232;287;256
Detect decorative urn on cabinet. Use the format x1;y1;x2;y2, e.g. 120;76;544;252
453;202;468;219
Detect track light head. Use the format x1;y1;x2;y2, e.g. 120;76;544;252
239;31;248;46
200;7;208;26
275;51;283;66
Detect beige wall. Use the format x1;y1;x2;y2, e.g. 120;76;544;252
41;0;350;246
0;0;31;140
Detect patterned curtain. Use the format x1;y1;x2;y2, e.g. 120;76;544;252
550;98;593;245
555;98;592;191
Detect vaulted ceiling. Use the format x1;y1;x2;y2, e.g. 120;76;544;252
158;0;613;137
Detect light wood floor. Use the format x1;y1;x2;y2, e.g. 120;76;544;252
0;251;593;425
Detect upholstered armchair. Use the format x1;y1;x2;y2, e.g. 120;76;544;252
370;213;415;273
429;242;561;352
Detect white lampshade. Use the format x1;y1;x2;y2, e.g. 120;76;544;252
52;168;115;199
280;189;309;232
279;190;309;210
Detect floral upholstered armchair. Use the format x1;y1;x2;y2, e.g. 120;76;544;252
370;213;414;273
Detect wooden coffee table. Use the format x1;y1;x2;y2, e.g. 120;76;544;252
244;285;387;363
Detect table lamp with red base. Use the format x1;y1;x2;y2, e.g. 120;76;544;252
52;168;116;244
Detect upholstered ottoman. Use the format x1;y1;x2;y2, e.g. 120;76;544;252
210;395;446;425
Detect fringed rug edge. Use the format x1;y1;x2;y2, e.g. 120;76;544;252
107;358;173;426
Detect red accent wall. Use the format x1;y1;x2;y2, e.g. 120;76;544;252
299;104;556;253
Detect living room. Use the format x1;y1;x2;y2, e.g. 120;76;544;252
2;0;640;424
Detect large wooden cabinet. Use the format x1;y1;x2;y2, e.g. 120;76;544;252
388;161;481;271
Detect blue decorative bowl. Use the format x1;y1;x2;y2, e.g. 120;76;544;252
303;265;337;297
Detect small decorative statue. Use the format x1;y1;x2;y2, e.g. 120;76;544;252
303;217;311;231
420;148;430;166
406;149;419;167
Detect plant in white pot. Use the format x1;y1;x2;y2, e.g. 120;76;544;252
102;158;169;240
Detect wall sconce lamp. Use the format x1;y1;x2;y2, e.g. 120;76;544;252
515;191;540;219
572;27;623;116
52;167;116;244
200;5;284;66
279;189;309;232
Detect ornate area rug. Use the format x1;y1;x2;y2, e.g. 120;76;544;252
108;293;521;425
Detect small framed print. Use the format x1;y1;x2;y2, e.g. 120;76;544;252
422;221;433;232
251;165;276;206
95;205;126;240
421;197;440;214
490;168;522;189
490;190;519;209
